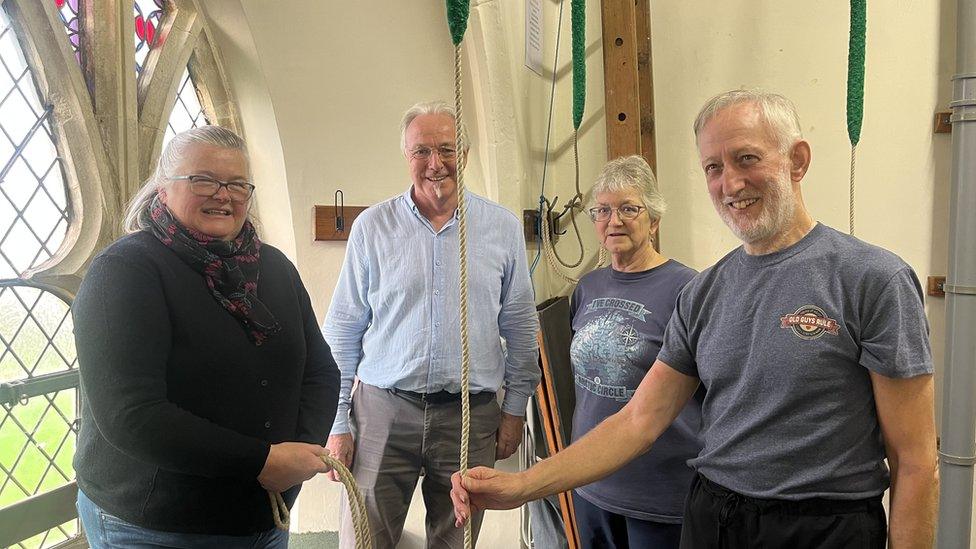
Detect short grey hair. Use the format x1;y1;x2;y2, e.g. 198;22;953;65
399;100;469;154
589;155;667;220
693;89;802;153
122;125;250;233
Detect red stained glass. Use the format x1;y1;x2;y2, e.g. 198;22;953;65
134;0;164;74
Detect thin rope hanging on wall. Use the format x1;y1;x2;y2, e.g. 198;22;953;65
847;0;866;236
539;0;593;283
444;1;475;547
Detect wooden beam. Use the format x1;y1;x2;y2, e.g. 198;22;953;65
602;0;658;248
600;0;641;161
634;0;656;173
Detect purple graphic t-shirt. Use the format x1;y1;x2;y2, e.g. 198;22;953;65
570;259;702;523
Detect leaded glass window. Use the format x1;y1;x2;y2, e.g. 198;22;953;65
0;7;78;549
0;286;78;499
0;287;78;549
134;0;164;73
0;11;69;279
164;67;209;147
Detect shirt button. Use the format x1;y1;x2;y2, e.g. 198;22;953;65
434;290;440;295
264;421;271;429
260;380;268;387
436;261;442;266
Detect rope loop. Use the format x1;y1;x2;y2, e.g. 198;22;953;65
269;454;373;549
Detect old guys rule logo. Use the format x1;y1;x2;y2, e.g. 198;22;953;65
780;305;840;340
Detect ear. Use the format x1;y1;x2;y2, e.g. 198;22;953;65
789;140;811;182
649;216;661;236
157;187;168;204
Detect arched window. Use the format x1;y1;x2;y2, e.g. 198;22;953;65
0;1;240;546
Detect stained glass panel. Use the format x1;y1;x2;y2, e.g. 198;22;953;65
0;10;69;279
53;0;81;63
163;67;209;147
134;0;165;73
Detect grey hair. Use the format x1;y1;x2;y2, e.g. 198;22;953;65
399;100;469;154
589;155;667;220
693;89;802;153
121;125;250;233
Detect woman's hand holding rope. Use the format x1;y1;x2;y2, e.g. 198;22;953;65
258;442;331;493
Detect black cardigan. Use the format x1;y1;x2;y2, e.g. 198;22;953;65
72;231;340;535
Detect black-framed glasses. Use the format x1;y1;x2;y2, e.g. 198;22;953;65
409;146;457;161
171;175;255;202
588;204;646;222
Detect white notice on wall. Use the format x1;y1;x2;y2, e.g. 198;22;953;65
525;0;543;76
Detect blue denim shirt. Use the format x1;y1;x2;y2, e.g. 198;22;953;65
323;188;540;434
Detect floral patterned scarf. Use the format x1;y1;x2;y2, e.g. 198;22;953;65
141;194;281;345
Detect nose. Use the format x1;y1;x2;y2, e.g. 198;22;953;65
719;162;747;197
212;184;232;202
427;151;445;171
608;209;625;225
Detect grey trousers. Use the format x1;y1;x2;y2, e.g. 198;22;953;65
339;383;501;549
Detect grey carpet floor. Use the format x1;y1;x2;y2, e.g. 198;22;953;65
289;531;339;548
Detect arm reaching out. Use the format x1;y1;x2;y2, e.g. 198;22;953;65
451;360;699;525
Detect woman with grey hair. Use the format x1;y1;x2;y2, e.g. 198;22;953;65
569;155;703;548
72;126;340;548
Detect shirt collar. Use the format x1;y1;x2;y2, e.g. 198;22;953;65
402;186;462;227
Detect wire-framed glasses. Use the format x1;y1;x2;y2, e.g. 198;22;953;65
409;146;457;161
171;175;255;202
588;204;646;222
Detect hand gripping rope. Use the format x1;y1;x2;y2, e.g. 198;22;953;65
268;454;372;549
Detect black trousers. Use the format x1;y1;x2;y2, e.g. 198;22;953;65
679;474;886;549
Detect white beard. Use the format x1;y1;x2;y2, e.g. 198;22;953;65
715;170;796;245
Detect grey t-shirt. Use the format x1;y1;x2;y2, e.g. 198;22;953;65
570;260;702;522
658;223;933;500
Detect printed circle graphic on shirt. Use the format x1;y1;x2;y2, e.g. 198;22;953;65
570;311;651;402
779;305;840;340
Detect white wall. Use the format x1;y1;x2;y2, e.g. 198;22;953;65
199;0;961;545
647;0;952;444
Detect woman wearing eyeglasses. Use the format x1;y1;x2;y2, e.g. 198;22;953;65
570;155;703;549
71;126;339;548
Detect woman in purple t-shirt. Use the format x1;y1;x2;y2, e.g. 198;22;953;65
570;155;703;549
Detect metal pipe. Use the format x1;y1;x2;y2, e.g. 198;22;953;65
937;0;976;546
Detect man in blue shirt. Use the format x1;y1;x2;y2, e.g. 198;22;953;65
322;100;540;549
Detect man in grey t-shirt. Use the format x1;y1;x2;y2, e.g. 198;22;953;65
451;90;938;548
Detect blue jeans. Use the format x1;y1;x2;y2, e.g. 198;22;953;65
77;489;289;548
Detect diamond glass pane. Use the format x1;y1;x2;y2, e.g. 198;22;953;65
14;517;78;549
162;67;210;148
0;388;78;504
54;0;82;64
134;0;165;74
0;11;70;280
0;286;75;383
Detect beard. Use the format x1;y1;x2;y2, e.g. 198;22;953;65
433;179;447;199
714;170;797;245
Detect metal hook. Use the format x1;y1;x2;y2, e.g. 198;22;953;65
334;190;345;233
